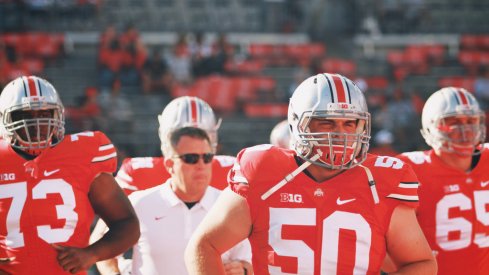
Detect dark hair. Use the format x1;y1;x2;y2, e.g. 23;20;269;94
167;127;210;154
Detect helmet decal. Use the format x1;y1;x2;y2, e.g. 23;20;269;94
453;88;469;105
325;73;351;104
189;97;199;125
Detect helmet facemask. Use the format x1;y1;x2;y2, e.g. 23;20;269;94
288;73;371;170
422;113;486;156
3;101;64;156
294;110;371;170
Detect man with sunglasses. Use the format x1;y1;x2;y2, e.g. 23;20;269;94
91;96;238;274
115;96;235;195
394;87;489;275
126;127;252;275
185;73;436;274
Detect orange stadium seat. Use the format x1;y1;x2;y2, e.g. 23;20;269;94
438;76;476;91
243;103;288;118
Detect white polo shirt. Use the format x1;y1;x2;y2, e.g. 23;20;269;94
129;181;252;275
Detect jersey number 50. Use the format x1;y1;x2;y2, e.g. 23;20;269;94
269;208;371;274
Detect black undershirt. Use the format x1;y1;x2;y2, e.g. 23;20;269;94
471;150;481;171
184;201;198;209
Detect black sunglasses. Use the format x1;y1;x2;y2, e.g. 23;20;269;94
174;153;214;164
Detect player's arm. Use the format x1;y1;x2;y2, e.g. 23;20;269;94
88;172;140;261
89;219;121;275
54;172;139;273
385;204;437;275
223;239;253;275
185;188;252;275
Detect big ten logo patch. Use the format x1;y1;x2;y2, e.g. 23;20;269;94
280;193;303;203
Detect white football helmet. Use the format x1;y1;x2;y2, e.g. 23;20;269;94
158;96;221;153
270;119;292;149
288;73;371;169
0;76;65;156
421;87;486;155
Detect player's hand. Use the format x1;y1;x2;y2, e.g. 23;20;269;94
52;244;97;274
224;260;247;275
0;257;14;265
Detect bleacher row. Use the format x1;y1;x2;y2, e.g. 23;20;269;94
1;33;65;59
2;32;488;119
171;75;285;116
0;33;65;82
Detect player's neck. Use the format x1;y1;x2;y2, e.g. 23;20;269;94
305;163;345;182
436;150;473;172
12;146;38;160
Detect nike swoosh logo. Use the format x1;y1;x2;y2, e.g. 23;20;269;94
154;216;165;221
336;197;356;205
481;181;489;188
44;169;60;177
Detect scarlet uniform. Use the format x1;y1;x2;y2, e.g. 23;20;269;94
115;155;235;195
397;144;489;275
0;131;117;275
229;145;419;274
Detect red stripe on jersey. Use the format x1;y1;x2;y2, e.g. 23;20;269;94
27;76;38;97
190;98;198;124
332;75;346;103
457;89;469;105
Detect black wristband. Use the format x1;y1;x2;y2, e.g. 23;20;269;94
243;267;248;275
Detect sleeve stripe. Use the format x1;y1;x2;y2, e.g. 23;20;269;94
115;178;138;191
92;152;117;163
232;175;249;184
399;182;419;189
387;194;419;201
116;170;133;183
99;144;114;151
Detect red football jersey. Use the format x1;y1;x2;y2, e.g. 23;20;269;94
0;131;117;275
229;144;419;275
397;144;489;275
115;155;235;195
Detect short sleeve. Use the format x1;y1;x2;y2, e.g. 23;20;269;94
90;131;117;175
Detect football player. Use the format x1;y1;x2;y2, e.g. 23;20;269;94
185;73;437;274
269;119;292;149
396;87;488;274
0;76;139;274
115;96;235;194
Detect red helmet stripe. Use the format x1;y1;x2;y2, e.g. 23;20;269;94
190;97;199;124
331;75;347;103
26;76;39;97
456;89;469;105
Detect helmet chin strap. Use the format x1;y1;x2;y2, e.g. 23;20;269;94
261;154;320;200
